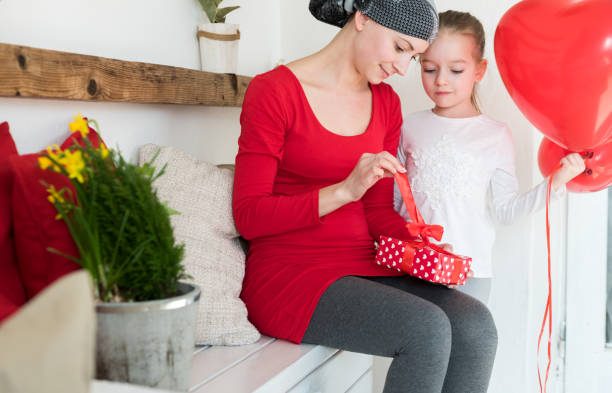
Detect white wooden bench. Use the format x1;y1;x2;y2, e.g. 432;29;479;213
92;338;373;393
190;337;372;393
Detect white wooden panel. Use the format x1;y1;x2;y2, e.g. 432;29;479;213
192;345;210;356
285;350;372;393
565;190;612;393
91;380;179;393
191;339;337;393
346;369;373;393
189;336;275;391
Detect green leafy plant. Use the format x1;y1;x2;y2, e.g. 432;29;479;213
197;0;240;23
39;113;187;303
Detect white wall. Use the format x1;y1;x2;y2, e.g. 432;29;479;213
0;0;281;164
0;1;568;392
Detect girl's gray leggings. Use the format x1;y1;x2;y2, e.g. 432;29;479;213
301;275;498;393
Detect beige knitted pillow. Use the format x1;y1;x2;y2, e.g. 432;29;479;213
139;144;259;346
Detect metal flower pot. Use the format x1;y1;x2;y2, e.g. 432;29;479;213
95;282;200;391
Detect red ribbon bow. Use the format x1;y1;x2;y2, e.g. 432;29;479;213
393;171;444;243
406;222;444;242
393;171;467;285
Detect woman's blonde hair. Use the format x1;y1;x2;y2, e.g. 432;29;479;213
438;10;485;113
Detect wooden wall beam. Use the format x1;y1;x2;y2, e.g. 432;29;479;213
0;43;251;107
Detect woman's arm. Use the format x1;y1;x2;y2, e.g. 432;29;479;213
232;77;324;240
319;151;407;217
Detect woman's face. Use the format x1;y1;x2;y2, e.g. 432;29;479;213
419;31;486;113
354;13;430;84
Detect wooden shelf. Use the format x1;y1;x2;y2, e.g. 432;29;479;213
0;43;251;107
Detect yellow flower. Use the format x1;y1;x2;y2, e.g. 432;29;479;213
99;143;110;159
46;144;61;161
38;156;54;170
59;149;86;183
69;112;89;138
40;145;64;173
46;185;65;204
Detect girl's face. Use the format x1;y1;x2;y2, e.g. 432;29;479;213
420;31;487;116
354;13;430;84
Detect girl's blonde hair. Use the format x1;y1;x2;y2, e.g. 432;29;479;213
438;10;485;113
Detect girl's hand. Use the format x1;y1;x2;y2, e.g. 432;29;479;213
439;242;473;289
551;153;586;191
440;243;453;253
339;151;406;202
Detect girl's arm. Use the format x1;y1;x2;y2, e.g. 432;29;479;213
489;169;565;225
490;129;584;225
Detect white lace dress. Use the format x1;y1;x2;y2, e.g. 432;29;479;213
394;110;565;278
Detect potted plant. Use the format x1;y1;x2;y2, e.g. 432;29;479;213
39;113;200;392
196;0;241;73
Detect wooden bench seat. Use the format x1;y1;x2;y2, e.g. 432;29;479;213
91;338;373;393
190;336;373;393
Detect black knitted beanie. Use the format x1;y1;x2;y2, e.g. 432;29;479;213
309;0;439;43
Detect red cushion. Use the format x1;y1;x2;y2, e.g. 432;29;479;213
0;293;20;324
0;122;27;312
10;127;105;299
60;124;104;150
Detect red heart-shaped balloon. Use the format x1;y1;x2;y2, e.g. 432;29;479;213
538;137;612;193
495;0;612;152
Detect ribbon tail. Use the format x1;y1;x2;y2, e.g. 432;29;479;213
394;172;424;225
537;164;560;393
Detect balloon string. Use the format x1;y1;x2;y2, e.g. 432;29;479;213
537;164;561;393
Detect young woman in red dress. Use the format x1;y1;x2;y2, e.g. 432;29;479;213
233;2;496;392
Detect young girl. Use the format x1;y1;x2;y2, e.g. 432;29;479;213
395;10;585;304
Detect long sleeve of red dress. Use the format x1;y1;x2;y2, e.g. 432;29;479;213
233;75;323;240
233;66;414;344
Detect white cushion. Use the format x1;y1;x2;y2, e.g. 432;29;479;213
139;144;259;346
0;271;95;393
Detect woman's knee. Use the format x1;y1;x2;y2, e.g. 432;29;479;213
394;302;452;361
453;298;498;351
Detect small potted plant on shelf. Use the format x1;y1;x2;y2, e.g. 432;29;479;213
196;0;241;73
39;113;200;392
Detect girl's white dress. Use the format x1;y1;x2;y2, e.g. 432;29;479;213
395;110;565;279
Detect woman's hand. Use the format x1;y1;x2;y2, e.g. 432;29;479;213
340;151;406;202
318;151;405;217
551;153;586;191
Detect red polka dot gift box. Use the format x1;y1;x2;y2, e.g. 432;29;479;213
375;236;471;285
375;172;472;286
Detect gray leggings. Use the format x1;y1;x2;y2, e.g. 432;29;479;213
302;275;497;393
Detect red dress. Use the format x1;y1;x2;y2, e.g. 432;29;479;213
233;66;414;344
